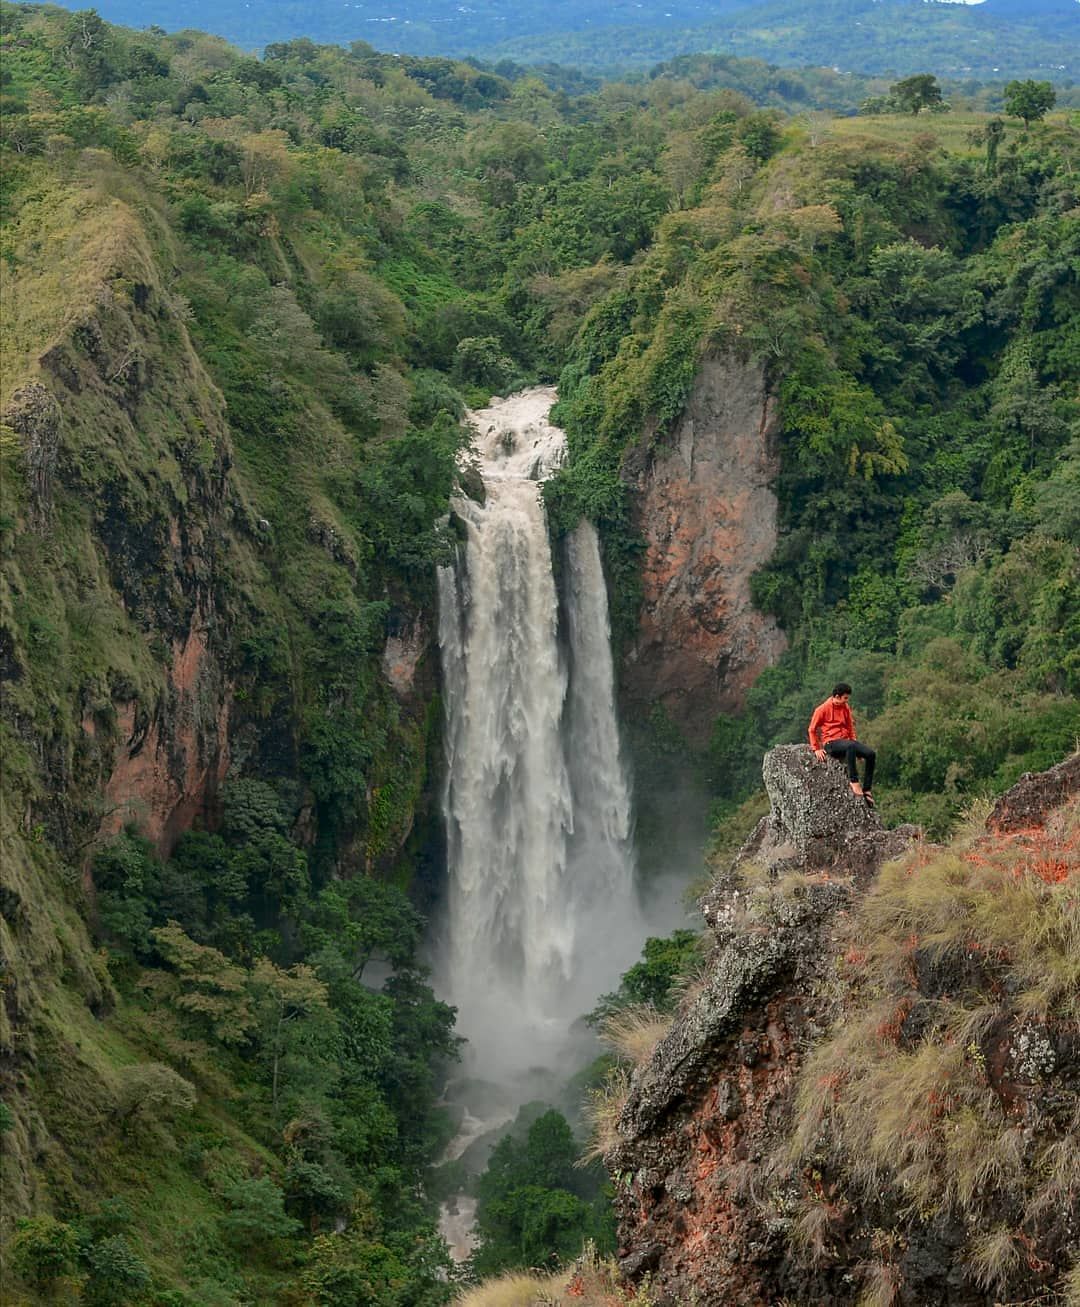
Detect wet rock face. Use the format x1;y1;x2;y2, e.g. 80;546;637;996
621;353;786;742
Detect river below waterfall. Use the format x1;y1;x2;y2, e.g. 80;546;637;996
435;388;647;1258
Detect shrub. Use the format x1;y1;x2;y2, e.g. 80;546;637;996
114;1063;196;1128
219;1176;300;1246
10;1216;80;1293
452;335;514;391
83;1235;151;1306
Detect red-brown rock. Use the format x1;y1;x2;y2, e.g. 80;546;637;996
621;352;786;741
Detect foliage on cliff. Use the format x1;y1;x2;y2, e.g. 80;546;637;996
545;86;1079;835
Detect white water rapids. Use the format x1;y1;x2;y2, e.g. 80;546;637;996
436;386;644;1090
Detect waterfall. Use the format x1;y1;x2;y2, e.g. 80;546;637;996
437;388;642;1088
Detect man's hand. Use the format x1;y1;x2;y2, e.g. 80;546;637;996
813;748;827;762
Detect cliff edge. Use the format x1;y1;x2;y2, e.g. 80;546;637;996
607;748;1080;1306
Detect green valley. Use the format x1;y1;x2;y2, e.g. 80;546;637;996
0;3;1078;1302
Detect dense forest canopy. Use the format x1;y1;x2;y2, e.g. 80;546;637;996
1;0;1078;1301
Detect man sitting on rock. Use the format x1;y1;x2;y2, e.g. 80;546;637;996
809;682;876;805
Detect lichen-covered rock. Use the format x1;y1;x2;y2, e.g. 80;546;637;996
615;877;848;1141
987;750;1080;832
700;745;919;928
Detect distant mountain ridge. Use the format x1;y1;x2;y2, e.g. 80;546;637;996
40;0;1080;78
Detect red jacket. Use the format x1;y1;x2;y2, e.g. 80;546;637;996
808;698;855;748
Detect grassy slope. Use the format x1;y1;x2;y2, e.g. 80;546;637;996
0;162;297;1301
785;785;1080;1298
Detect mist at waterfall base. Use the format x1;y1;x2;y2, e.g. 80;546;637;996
434;389;679;1109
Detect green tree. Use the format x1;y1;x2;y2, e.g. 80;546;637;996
452;335;514;391
147;924;254;1045
737;110;781;162
219;1176;301;1247
1004;80;1056;129
249;958;336;1113
590;930;702;1020
473;1108;609;1275
92;829;159;957
55;9;118;98
890;74;942;115
10;1216;81;1296
301;1230;410;1307
82;1235;151;1307
303;876;423;984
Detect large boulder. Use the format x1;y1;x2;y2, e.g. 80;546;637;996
698;745;920;933
708;744;919;903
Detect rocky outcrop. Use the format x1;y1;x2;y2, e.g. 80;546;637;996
621;353;786;740
96;607;231;855
610;744;920;1304
703;744;922;902
987;750;1080;832
608;751;1080;1307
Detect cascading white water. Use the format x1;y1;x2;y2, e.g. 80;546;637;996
437;388;643;1089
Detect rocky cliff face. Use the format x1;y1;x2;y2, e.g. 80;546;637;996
607;748;1080;1306
0;177;440;1218
621;353;786;740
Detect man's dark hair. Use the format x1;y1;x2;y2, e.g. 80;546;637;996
832;682;852;697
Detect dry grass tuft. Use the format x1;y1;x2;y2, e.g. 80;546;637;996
966;1226;1021;1292
455;1243;657;1306
668;940;712;1014
599;1004;673;1067
580;1067;632;1165
454;1270;569;1306
791;1196;840;1265
856;1259;900;1307
785;789;1080;1291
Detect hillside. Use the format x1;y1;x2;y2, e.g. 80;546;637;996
606;751;1080;1305
0;3;1078;1302
38;0;1080;80
483;0;1080;79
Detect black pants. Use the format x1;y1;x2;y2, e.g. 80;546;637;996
825;739;876;792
